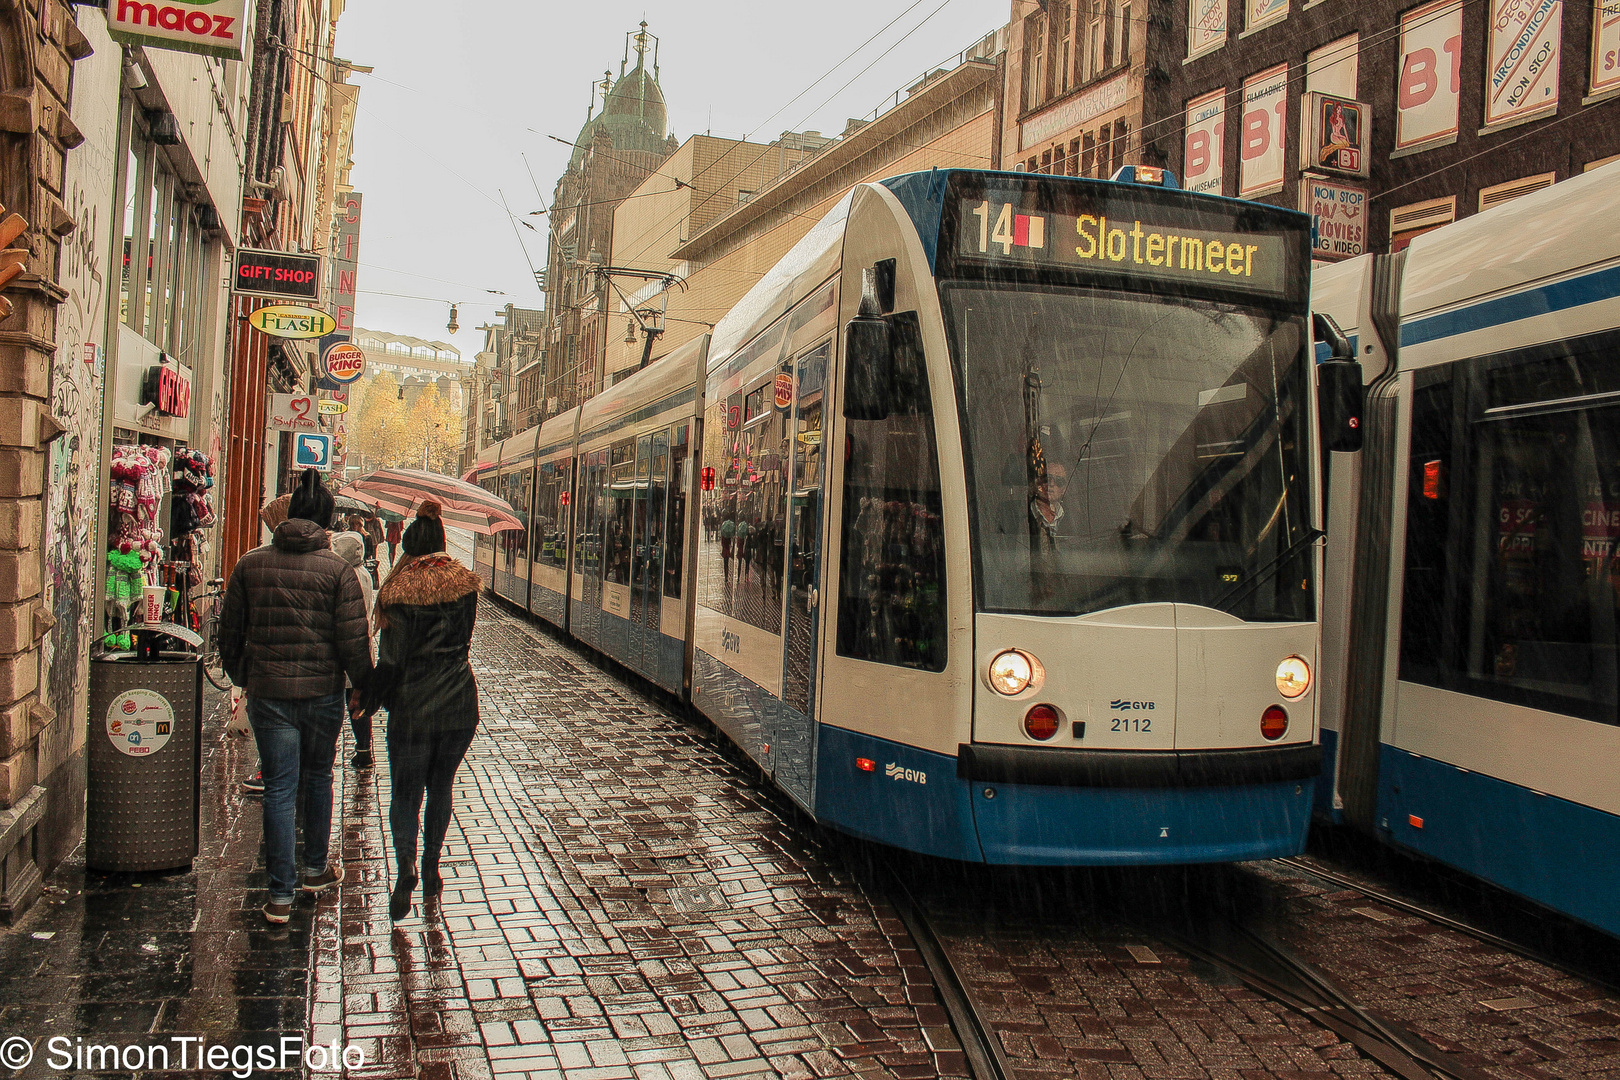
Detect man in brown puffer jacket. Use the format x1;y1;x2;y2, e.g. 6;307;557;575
220;469;373;924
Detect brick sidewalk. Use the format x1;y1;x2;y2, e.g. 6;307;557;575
319;597;963;1080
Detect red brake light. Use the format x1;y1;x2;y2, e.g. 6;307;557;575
1024;705;1060;741
855;757;876;772
1422;460;1446;499
1260;705;1289;741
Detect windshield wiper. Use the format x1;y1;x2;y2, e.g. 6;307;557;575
1210;528;1324;613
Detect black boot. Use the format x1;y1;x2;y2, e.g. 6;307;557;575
389;873;417;921
422;863;443;898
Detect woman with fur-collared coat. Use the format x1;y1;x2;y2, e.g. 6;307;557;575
363;500;482;920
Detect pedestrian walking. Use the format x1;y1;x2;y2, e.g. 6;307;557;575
331;529;378;769
363;516;385;586
385;517;402;563
219;470;374;924
720;516;735;581
358;501;482;920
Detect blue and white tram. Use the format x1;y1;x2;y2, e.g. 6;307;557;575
1313;160;1620;936
476;166;1348;866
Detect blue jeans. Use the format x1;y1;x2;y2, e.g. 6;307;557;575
247;693;345;903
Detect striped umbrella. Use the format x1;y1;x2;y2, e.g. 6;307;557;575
338;468;522;534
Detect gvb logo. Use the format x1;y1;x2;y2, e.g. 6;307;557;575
1109;699;1157;711
721;631;741;655
884;763;927;785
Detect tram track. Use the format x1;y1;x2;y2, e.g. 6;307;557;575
1274;855;1620;996
1145;902;1489;1080
876;856;1534;1080
881;866;1014;1080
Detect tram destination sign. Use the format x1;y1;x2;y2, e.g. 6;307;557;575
954;195;1292;299
234;248;322;301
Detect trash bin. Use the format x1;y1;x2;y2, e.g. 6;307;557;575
86;644;203;872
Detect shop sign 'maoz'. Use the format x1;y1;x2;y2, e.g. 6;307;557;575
108;0;247;61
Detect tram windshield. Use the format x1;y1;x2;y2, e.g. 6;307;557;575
943;283;1313;620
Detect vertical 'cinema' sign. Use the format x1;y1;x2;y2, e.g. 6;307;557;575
109;0;247;62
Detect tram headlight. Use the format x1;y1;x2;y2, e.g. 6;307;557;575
1275;655;1312;699
988;649;1040;696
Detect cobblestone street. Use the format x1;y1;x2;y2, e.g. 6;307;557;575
1;540;1617;1080
311;582;961;1080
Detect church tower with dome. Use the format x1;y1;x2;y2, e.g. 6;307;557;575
540;23;679;413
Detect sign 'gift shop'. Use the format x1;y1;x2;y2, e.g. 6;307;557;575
234;248;322;302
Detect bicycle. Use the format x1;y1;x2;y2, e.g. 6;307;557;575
192;577;231;691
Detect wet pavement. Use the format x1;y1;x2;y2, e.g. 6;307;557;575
0;686;307;1079
1;532;1616;1080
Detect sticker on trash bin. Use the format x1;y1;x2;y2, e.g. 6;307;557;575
106;689;174;756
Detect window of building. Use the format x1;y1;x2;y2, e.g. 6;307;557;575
1085;1;1106;82
1306;33;1359;97
1478;172;1556;212
118;124;211;357
1389;195;1456;251
1400;331;1620;727
1112;1;1130;66
837;311;947;671
1051;0;1074;95
1082;132;1097;175
1023;11;1047;111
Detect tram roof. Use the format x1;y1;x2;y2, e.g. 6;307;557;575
1400;158;1620;325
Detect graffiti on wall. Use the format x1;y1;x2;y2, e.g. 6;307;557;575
43;20;120;734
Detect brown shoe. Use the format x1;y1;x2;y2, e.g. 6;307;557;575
263;900;292;924
302;864;344;893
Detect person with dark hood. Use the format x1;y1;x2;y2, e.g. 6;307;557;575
358;500;482;920
219;469;374;924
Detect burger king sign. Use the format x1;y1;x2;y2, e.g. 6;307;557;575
323;342;366;384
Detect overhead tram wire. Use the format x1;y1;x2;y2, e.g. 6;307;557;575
608;0;968;266
528;0;970;289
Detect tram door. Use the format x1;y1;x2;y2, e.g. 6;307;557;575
773;341;830;806
637;432;669;677
625;434;655;674
579;448;607;646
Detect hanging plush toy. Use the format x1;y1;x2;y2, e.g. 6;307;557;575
102;548;145;650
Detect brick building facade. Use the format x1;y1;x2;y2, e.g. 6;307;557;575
0;0;91;921
1151;0;1620;257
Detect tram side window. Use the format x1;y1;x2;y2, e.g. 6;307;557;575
605;439;636;585
665;425;689;599
836;312;948;672
1400;333;1620;726
534;461;569;568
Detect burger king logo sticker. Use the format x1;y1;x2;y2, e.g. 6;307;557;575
324;341;366;384
106;689;175;757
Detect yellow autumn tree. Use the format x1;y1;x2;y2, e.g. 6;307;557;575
352;370;416;469
405;384;461;475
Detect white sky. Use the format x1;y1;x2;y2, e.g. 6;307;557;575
336;0;1006;359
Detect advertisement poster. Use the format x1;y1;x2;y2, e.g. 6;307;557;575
1486;0;1563;126
1304;93;1371;175
1304;180;1368;260
1396;0;1463;149
1183;91;1226;195
1593;0;1620;95
1248;0;1288;32
106;689;174;757
1188;0;1227;59
1240;64;1289;198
